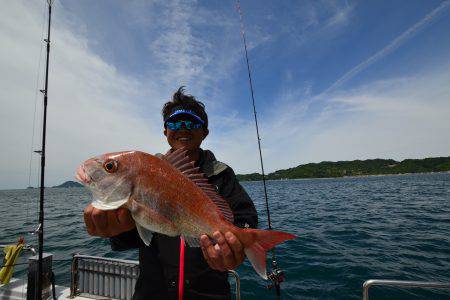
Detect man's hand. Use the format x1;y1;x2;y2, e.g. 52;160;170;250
83;203;135;238
200;231;245;271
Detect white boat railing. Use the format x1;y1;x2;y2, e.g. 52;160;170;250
69;254;241;300
362;279;450;300
70;254;140;300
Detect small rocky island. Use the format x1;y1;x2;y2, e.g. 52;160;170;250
53;181;84;188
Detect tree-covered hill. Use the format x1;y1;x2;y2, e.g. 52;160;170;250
236;156;450;181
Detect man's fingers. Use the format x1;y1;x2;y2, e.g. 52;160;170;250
225;232;244;263
83;204;96;235
91;208;108;237
206;240;219;260
201;234;225;271
200;235;211;261
200;235;212;249
106;210;121;236
215;232;235;269
117;208;135;229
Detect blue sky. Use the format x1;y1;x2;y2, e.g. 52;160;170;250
1;0;450;189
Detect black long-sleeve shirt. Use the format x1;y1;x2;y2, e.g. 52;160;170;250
110;149;258;300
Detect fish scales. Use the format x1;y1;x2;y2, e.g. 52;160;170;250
139;158;221;236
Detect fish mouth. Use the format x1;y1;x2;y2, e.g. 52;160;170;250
75;165;91;185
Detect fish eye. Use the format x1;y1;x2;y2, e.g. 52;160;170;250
103;160;118;173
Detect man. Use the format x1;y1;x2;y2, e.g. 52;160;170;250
83;87;258;299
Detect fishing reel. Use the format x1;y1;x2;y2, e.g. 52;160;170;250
267;259;285;290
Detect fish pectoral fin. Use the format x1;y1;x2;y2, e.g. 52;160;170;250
136;224;153;246
183;235;200;247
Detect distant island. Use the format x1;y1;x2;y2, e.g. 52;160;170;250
53;181;84;188
236;156;450;181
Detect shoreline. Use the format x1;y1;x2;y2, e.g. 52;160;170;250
239;171;450;182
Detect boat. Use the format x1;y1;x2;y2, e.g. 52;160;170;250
0;252;241;300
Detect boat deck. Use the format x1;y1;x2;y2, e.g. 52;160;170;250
0;254;241;300
0;278;90;300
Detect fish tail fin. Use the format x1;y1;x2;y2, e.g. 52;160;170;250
242;228;296;279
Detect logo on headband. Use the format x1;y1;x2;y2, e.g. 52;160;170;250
166;109;205;124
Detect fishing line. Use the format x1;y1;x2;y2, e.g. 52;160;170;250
235;1;284;298
29;0;47;226
235;0;272;231
27;6;46;191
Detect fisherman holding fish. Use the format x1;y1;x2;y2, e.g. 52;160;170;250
80;87;294;299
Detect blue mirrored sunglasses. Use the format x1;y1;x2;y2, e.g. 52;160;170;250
166;120;203;131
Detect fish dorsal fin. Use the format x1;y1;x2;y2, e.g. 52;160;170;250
162;149;234;223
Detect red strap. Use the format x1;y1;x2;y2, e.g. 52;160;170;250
178;236;185;300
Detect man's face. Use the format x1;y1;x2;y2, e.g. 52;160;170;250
164;116;208;151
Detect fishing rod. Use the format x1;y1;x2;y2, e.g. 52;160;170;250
35;0;54;299
235;1;285;298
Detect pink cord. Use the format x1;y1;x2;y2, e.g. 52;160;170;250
178;236;185;300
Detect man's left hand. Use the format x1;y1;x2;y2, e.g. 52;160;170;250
200;231;245;271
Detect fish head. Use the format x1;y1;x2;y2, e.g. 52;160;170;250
76;151;138;210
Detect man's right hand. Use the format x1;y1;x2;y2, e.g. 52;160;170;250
83;204;135;238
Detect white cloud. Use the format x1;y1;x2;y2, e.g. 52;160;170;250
149;1;213;86
0;0;252;189
200;63;450;176
0;1;166;189
281;0;354;46
323;1;450;94
322;0;353;29
122;0;247;109
258;67;450;172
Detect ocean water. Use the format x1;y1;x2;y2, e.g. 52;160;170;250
1;173;449;299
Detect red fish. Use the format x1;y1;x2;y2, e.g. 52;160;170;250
76;149;296;279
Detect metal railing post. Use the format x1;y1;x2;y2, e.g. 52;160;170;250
228;270;241;300
363;279;450;300
69;254;79;298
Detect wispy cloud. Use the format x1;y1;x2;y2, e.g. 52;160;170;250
322;0;353;29
257;65;450;172
323;1;450;94
129;0;246;108
149;1;214;86
0;1;166;189
0;0;251;188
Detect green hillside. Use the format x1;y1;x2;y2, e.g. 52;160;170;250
236;156;450;181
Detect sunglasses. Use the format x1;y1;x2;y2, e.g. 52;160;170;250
166;120;203;131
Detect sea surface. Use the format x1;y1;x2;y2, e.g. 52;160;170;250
1;173;449;299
